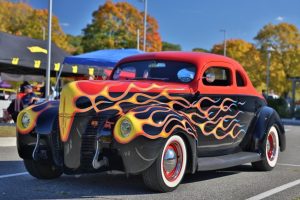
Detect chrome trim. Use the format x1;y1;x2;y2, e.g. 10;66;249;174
92;140;108;169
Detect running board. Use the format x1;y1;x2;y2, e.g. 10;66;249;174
197;152;261;171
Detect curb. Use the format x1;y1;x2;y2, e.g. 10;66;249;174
0;137;16;147
281;119;300;126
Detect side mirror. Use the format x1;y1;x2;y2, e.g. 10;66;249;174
177;68;195;83
205;73;215;83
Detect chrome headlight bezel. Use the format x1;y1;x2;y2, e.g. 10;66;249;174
120;119;132;138
21;112;31;128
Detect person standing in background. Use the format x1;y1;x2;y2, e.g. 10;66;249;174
21;85;39;107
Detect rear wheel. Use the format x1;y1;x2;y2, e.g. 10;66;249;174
24;159;62;179
252;126;279;171
142;135;187;192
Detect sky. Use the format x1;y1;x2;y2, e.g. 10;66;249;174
25;0;300;51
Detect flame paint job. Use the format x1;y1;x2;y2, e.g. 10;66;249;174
186;97;246;140
114;106;196;144
59;80;191;142
59;80;246;144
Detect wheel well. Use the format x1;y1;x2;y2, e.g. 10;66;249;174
251;106;286;152
273;123;285;151
175;132;196;174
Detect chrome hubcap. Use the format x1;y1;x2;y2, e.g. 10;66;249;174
163;147;177;173
163;142;183;182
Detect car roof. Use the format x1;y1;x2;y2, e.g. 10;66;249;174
117;51;242;70
116;51;264;99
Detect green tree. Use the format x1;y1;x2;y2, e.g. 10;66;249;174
192;48;209;53
81;1;162;52
211;39;264;90
0;1;71;52
67;34;83;55
162;41;181;51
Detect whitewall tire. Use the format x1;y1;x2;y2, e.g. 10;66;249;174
143;135;187;192
252;125;280;171
265;126;279;167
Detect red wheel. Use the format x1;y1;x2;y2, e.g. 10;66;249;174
143;135;187;192
161;138;186;187
252;125;279;171
265;126;279;167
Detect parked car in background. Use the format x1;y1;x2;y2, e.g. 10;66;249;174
16;52;285;192
267;97;291;118
295;104;300;119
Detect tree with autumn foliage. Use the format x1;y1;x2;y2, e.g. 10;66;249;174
211;39;265;90
67;34;83;55
0;0;72;53
81;1;162;52
254;23;300;96
211;23;300;98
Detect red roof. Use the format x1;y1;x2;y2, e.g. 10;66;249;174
116;51;263;99
118;51;241;69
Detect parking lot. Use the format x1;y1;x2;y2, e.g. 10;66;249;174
0;125;299;200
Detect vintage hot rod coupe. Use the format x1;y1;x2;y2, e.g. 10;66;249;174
17;52;286;192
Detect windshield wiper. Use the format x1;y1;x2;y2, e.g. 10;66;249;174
130;77;169;81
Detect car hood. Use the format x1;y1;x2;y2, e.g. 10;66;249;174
59;80;192;142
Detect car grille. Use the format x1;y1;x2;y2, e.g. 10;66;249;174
80;116;107;171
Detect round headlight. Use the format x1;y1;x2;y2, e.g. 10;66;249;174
21;112;31;128
120;119;132;138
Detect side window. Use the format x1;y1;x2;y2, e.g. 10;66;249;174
203;67;232;86
236;71;246;87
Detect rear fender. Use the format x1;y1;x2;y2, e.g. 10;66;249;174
251;106;285;153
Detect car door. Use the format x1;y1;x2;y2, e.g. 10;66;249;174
233;70;260;147
195;62;239;156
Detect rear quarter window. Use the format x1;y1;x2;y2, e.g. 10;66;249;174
203;67;232;86
236;71;246;87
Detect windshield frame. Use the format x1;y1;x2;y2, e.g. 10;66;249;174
110;59;197;84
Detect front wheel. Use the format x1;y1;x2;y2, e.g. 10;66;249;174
142;135;187;192
252;126;280;171
24;159;63;179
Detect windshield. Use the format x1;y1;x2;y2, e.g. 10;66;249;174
112;60;196;83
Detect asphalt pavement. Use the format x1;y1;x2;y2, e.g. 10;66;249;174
0;125;299;200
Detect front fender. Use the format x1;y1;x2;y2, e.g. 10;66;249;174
113;105;197;174
35;105;59;135
251;106;286;153
17;101;61;163
17;101;59;135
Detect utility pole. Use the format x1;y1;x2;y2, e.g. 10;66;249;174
143;0;147;52
137;29;140;50
220;29;226;56
266;47;273;96
46;0;52;99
